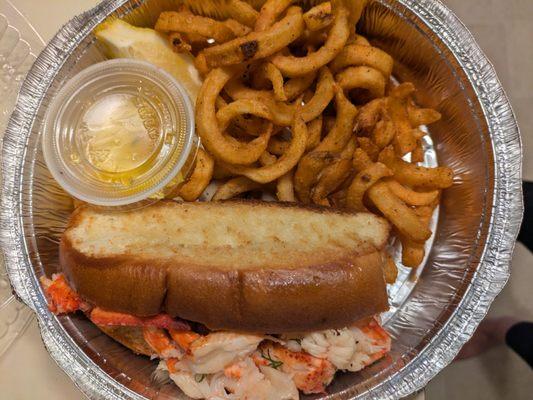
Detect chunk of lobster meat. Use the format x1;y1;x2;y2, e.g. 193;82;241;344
89;308;190;331
157;360;212;399
40;274;90;314
351;317;391;368
143;327;184;359
295;317;391;372
162;357;299;400
253;342;336;394
223;358;299;400
173;331;263;374
169;330;202;352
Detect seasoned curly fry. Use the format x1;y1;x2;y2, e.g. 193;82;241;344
352;148;373;172
267;136;289;155
352;34;370;46
389;82;415;99
383;253;398;284
379;146;454;189
255;0;296;31
155;12;236;43
400;237;425;268
346;162;392;211
300;67;335;121
311;138;356;205
271;0;350;76
367;181;432;243
400;205;435;267
328;188;347;208
330;44;394;78
346;0;369;40
215;96;268;137
303;2;333;32
386;180;439;206
212;176;262;200
200;7;304;69
276;170;296;201
226;70;317;103
355;98;386;132
407;104;442;127
223;19;252;37
335;66;386;99
411;139;425;163
372;119;395;149
412;128;426;140
226;0;259;28
388;97;417;155
305;115;323;152
322;115;336;133
216;99;273;131
261;62;287;101
226;67;333;126
259;151;277;166
221;114;308;183
212;162;236;180
314;89;358;151
196;67;272;165
294;89;357;202
168;32;192;53
357;137;380;161
284;71;318;101
178;149;215;201
267;115;322;156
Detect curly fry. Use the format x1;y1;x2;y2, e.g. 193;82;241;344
386;180;439;206
294;89;357;202
336;66;386;99
221;114;308;183
311;138;356;205
303;2;333;32
345;162;393;211
196;67;272;165
226;0;259;28
330;44;393;78
179;149;215;201
271;0;350;77
212;176;262;200
276;170;296;202
255;0;296;31
155;12;236;43
200;7;304;69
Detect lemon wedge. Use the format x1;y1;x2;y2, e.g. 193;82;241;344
94;19;202;101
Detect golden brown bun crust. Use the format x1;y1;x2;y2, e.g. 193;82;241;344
61;201;389;332
97;325;153;356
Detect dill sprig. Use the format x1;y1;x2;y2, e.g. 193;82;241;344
260;349;283;369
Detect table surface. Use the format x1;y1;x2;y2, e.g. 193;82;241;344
0;1;531;400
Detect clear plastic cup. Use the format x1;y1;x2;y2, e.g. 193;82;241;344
42;59;196;207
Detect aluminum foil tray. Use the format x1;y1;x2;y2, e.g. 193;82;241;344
0;0;523;399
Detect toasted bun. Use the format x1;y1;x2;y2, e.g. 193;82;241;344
61;201;390;332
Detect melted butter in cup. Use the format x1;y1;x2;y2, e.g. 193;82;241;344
79;93;160;174
43;59;196;206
